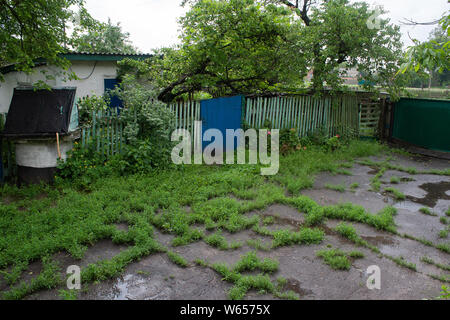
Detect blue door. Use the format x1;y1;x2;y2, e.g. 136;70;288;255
201;96;243;151
104;79;123;112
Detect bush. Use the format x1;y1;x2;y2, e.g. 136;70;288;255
279;128;302;155
77;95;110;126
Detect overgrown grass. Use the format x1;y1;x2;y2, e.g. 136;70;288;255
0;140;409;299
316;247;364;271
211;252;298;300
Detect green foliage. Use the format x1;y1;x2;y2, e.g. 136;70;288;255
233;251;279;274
167;251;189;268
388;256;417;271
325;183;346;192
316;248;351;271
399;14;449;76
76;95;110;126
271;228;325;248
390;176;400;184
334;222;365;245
279;128;302;155
384;187;406;201
71;17;137;54
0;0;83;80
440;217;448;225
419;207;438;217
349;183;359;190
204;232;242;250
437;286;450;300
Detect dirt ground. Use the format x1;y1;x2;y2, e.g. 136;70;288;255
25;153;450;300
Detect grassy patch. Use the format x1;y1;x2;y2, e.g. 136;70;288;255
384;187;406;201
271;228;325;248
204;232;242;250
325;184;346;192
349;183;359;190
387;256;417;271
167;251;189;268
390;176;400;184
316;249;350;271
428;274;450;283
211;252;297;300
439;229;449;239
420;256;450;272
440;217;448;225
246;239;272;251
419;207;438;217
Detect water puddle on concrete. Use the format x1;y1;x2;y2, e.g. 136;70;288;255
405;181;450;208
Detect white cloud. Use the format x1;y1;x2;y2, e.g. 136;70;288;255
83;0;449;52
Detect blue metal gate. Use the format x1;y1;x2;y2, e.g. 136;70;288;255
200;96;243;151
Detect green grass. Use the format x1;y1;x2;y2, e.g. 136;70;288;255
204;232;242;250
246;239;272;251
211;252;298;300
428;274;450;284
271;228;325;248
384;187;406;201
419;207;438;217
446;208;450;217
334;222;367;246
0;140;405;299
388;256;417;271
420;256;450;272
390;176;400;184
439;229;449;239
167;251;189;268
316;248;354;271
349;183;359;190
440;217;448;225
325;184;346;192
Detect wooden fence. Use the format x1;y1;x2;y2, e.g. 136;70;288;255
168;100;201;138
80;109;125;158
244;95;360;137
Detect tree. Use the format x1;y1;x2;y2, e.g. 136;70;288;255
399;14;449;77
269;0;404;95
147;0;404;101
70;16;138;54
142;0;308;102
0;0;83;80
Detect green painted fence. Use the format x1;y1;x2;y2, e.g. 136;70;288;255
244;95;360;137
392;98;450;153
80;109;125;158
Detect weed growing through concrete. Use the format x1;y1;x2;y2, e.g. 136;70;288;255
167;251;189;268
316;247;363;271
420;257;450;272
419;207;438;217
384;187;406;201
325;184;346;192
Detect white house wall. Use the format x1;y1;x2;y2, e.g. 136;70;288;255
0;60;119;113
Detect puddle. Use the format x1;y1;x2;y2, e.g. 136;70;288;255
406;181;450;207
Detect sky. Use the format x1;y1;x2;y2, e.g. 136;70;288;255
83;0;449;53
